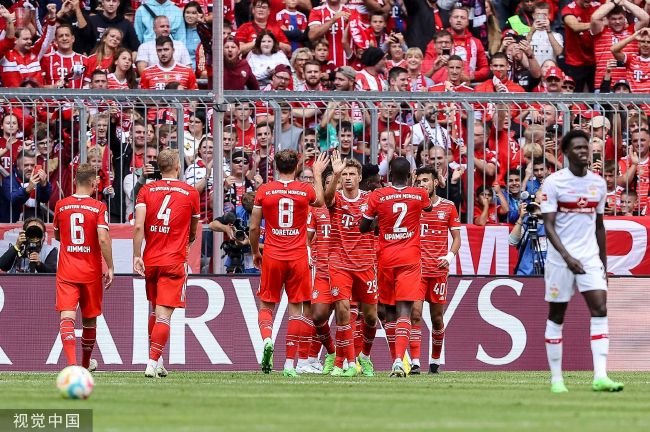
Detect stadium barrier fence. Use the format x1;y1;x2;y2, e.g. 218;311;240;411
0;275;647;372
1;89;649;273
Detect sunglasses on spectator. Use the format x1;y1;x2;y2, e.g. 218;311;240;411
562;84;575;89
233;158;248;164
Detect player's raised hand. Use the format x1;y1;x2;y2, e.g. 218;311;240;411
103;268;114;291
564;255;585;275
133;257;146;276
330;150;345;175
312;152;330;175
253;251;263;269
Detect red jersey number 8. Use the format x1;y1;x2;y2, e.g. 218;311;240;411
278;198;294;228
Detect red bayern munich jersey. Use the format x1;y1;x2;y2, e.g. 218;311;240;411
139;63;198;90
420;197;461;277
53;194;109;283
363;185;430;268
593;25;636;88
623;53;650;93
328;190;375;271
308;5;360;66
307;205;332;274
40;51;88;89
135;179;201;266
254;179;317;261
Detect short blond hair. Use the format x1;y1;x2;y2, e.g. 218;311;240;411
76;163;97;185
158;149;179;174
405;47;423;59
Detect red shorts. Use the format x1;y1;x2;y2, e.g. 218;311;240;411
329;267;377;305
259;255;311;303
421;275;449;304
378;263;422;305
145;263;188;308
56;278;103;318
311;271;333;304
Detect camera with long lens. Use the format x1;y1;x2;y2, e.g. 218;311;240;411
217;212;250;273
23;225;44;255
21;225;44;272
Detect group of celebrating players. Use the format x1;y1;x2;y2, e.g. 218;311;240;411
52;131;625;391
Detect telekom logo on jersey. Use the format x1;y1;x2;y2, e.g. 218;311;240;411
1;278;526;367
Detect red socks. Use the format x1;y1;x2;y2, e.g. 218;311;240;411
385;321;396;360
307;319;322;358
315;321;335;354
81;325;97;369
410;325;422;363
432;327;445;362
361;320;376;357
149;316;170;361
353;313;363;357
297;316;312;362
394;317;412;361
148;312;156;338
334;324;353;368
258;307;273;341
60;318;76;366
286;315;301;363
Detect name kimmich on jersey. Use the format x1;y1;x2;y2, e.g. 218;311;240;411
58;203;106;253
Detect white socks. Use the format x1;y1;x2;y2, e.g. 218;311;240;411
157;356;164;368
412;358;420;367
590;316;609;380
284;359;295;370
545;320;564;384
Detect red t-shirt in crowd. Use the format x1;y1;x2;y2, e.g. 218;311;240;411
561;1;600;66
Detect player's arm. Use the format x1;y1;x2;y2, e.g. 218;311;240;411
324;150;345;207
98;227;114;290
132;205;146;276
189;216;199;245
595;213;607;274
438;228;461;269
249;205;264;269
359;215;374;233
311;152;330;207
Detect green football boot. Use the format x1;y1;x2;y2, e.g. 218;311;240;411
261;340;274;374
330;366;344;376
357;355;375;377
322;353;336;375
282;367;298;377
551;381;569;393
592;377;624;392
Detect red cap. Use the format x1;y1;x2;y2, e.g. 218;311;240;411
563;74;576;84
544;66;562;80
273;64;291;76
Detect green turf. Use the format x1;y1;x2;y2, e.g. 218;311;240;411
0;371;648;432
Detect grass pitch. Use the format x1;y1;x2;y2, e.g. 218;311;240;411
0;371;648;432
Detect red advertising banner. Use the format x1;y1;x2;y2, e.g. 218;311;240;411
0;276;645;372
2;218;649;275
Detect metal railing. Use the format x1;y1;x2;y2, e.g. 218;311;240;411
0;89;648;272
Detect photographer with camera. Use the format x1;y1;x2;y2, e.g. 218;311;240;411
509;200;547;276
123;145;159;220
210;192;262;274
0;217;58;273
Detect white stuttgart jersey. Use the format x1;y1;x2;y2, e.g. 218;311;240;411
540;168;607;264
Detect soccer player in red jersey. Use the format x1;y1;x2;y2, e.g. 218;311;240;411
360;157;432;377
315;151;378;377
307;167;337;374
409;166;461;374
249;151;328;377
133;149;200;378
53;164;114;371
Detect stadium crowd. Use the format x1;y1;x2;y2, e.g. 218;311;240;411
0;0;648;270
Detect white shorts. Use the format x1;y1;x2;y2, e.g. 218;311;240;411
544;257;608;303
